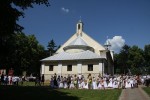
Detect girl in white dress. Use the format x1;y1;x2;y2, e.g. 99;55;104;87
98;78;102;89
78;79;81;89
83;80;89;89
63;77;68;89
113;78;118;89
92;77;97;89
125;77;131;88
108;78;113;88
69;77;75;89
103;77;108;88
50;77;54;88
101;78;105;90
130;77;134;88
59;76;64;88
80;80;85;89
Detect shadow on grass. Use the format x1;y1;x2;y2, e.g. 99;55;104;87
0;85;80;100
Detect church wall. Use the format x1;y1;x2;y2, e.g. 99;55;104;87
42;62;58;81
65;49;85;53
81;60;102;78
61;62;78;76
100;50;107;58
42;60;104;80
44;62;58;74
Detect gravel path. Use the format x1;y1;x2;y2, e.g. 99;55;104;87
119;85;150;100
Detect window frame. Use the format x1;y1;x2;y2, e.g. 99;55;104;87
67;65;72;71
88;64;93;71
49;65;54;71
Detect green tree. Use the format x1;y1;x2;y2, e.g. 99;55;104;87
128;45;144;75
116;45;130;74
0;0;50;74
47;39;57;56
5;33;46;75
144;44;150;74
0;0;50;36
114;53;120;74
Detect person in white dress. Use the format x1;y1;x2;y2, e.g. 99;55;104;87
108;77;113;88
63;77;68;89
59;76;64;88
113;78;118;89
103;77;108;88
78;79;81;89
50;77;54;88
80;80;85;89
125;77;131;88
83;80;88;89
92;77;97;89
97;78;102;89
69;77;75;89
130;77;134;89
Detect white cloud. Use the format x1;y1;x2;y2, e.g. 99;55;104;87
106;36;125;53
61;7;69;13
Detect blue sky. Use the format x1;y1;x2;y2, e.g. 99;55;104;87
18;0;150;52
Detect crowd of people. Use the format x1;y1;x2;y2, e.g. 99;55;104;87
49;73;150;89
0;73;45;86
0;72;150;89
0;73;21;85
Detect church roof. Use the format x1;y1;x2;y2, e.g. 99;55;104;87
69;35;88;46
41;50;105;61
63;35;94;52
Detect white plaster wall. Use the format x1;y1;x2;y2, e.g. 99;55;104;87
43;60;104;80
44;62;58;75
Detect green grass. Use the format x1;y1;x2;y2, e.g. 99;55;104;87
143;87;150;96
58;89;121;100
18;81;50;86
0;85;121;100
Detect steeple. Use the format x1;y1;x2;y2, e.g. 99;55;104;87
104;36;111;50
76;20;83;36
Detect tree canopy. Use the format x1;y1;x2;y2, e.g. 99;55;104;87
0;0;50;75
0;0;50;36
47;39;57;56
114;44;150;75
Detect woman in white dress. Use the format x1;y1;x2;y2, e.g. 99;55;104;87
103;77;108;88
69;77;75;89
125;77;131;88
83;80;89;89
50;77;54;88
130;77;134;88
78;79;81;89
92;77;97;89
63;77;68;89
108;78;113;88
100;77;105;90
80;80;85;89
113;78;118;89
98;78;102;89
59;76;64;88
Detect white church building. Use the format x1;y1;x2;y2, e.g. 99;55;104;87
41;21;114;80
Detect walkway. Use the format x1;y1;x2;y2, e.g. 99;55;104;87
119;85;150;100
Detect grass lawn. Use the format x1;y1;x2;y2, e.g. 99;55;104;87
143;87;150;96
0;85;121;100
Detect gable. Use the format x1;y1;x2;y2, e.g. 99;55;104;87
56;31;106;55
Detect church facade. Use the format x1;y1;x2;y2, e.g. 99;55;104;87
41;21;114;80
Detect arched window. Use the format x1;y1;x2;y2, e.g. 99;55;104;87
78;24;80;30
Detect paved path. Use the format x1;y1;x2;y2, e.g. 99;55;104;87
119;85;150;100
